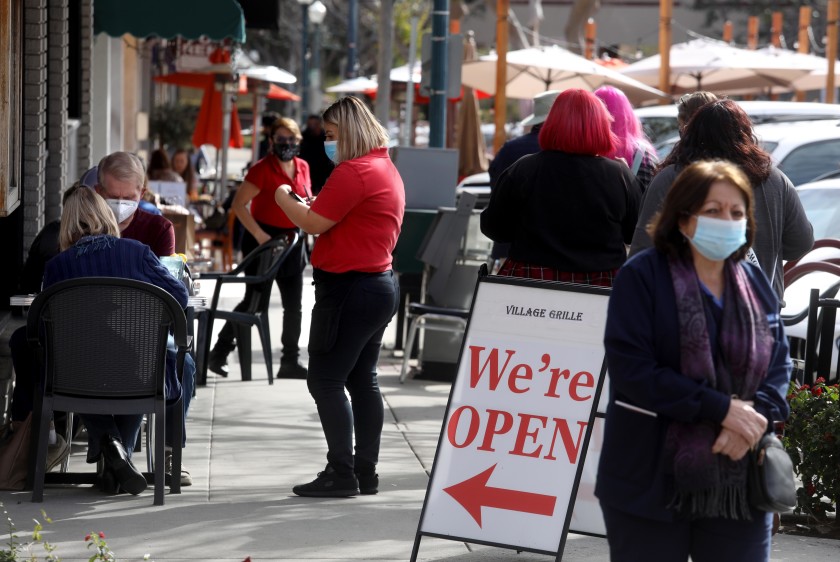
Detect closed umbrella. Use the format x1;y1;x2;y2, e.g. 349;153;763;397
621;38;813;95
461;45;669;105
457;32;488;178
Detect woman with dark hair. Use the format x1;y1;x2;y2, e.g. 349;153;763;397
629;99;813;304
171;148;200;201
146;148;182;182
598;160;792;562
274;96;403;497
480;88;642;287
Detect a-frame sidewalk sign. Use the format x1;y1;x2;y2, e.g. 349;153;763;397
410;271;609;561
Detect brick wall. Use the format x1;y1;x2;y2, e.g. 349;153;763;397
77;0;93;173
22;0;47;251
45;0;69;223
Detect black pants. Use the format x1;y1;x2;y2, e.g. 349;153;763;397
600;502;772;562
216;226;304;361
306;269;399;476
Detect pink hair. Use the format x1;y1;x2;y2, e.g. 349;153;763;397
538;89;615;156
594;86;654;164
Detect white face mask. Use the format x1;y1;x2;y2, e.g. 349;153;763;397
106;199;139;223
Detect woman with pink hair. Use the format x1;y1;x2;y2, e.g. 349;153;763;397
480;88;642;287
595;85;659;192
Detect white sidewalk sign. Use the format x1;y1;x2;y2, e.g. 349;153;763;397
411;275;609;561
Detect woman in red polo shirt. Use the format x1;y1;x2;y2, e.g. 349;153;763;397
274;96;405;497
207;117;311;379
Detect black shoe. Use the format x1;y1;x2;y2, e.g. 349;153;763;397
355;470;379;495
101;436;147;496
207;346;230;377
276;359;307;379
293;465;359;497
99;466;120;495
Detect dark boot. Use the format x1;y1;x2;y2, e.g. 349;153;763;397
276;356;307;379
354;459;379;495
101;435;147;496
208;338;236;377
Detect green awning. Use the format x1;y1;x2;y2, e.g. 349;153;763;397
94;0;246;43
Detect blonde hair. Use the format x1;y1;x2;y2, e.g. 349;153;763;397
322;96;389;163
59;185;120;250
97;151;146;192
270;117;303;142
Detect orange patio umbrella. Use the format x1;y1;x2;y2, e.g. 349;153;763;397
154;73;300;149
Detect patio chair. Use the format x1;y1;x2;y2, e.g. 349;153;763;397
196;233;300;385
803;287;840;386
27;277;189;506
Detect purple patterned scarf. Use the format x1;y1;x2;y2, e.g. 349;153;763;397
666;255;772;520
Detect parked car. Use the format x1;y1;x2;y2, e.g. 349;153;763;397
781;178;840;372
636;100;840;146
456;172;491;209
653;119;840;187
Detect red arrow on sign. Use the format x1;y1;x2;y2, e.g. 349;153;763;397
443;464;557;527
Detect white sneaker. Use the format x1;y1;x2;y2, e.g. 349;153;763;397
46;434;71;472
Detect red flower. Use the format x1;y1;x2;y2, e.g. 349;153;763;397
815;387;824;396
84;534;91;541
98;531;105;539
806;483;817;496
815;377;826;384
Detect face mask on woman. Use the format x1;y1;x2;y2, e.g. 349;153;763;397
324;140;338;163
106;199;139;223
684;215;747;261
273;142;300;162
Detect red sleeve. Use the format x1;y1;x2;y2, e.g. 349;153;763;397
153;220;176;256
310;162;365;222
244;160;268;187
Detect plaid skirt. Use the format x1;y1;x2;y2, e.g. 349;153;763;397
496;258;619;288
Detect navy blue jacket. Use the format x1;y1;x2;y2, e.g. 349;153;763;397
595;248;791;521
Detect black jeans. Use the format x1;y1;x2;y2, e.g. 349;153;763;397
216;226;304;361
306;269;399;476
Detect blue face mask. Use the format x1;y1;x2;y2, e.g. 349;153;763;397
685;215;747;261
324;140;338;163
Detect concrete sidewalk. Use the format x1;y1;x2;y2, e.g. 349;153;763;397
1;273;837;561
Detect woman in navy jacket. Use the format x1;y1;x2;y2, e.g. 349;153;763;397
597;161;791;562
43;185;188;495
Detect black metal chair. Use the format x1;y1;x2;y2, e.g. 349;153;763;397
802;287;840;386
26;277;189;505
196;233;300;385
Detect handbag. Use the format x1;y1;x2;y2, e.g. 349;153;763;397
747;432;797;513
0;413;32;490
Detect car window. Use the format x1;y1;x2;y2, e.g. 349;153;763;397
638;117;679;144
779;140;840;186
759;141;778;154
797;188;840;239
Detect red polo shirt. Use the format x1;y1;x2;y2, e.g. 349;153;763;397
310;148;405;273
244;155;311;229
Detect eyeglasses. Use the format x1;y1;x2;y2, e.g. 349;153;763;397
273;135;297;144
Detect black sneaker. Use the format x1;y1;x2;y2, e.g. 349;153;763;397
355;470;379;495
276;360;307;379
293;465;359;497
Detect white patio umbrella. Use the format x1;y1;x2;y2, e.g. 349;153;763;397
460;45;669;105
621;38;814;95
326;76;378;93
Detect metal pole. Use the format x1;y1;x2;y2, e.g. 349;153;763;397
493;0;509;154
301;4;310;123
346;0;359;78
219;81;232;198
658;0;672;100
827;0;839;104
375;0;394;127
402;16;419;146
429;0;450;149
310;22;322;115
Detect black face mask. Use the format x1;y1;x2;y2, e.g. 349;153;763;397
273;143;300;162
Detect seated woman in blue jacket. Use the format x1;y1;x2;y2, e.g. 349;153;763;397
597;160;792;562
41;185;188;496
